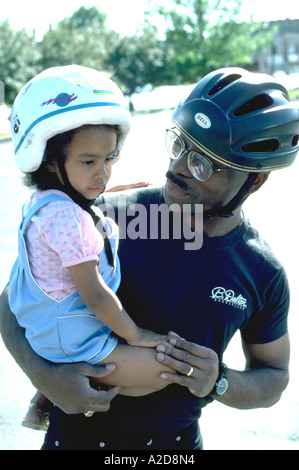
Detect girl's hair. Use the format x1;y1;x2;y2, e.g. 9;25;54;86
23;124;121;190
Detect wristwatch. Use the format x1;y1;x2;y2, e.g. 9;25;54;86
210;362;228;397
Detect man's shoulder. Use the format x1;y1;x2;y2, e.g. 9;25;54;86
243;219;286;274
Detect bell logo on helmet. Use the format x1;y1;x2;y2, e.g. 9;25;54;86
41;93;78;107
195;113;211;129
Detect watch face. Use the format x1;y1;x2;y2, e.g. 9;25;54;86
215;377;228;396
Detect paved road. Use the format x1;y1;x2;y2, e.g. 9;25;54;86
0;110;298;450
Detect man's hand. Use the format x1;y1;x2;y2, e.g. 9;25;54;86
0;284;121;416
156;333;219;398
38;361;121;415
156;332;290;410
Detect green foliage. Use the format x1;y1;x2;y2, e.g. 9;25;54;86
106;25;172;93
0;2;275;103
40;7;120;71
149;0;274;82
66;6;107;30
0;20;40;103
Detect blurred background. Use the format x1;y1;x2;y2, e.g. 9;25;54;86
0;0;299;108
0;0;298;450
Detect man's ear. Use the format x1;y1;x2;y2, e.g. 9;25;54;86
247;172;270;195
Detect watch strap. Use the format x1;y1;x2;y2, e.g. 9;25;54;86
198;362;228;407
209;362;228;397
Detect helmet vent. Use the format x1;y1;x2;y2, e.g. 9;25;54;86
234;94;273;116
208;74;241;96
241;139;279;153
292;135;299;147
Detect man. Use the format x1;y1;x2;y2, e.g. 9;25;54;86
0;67;298;450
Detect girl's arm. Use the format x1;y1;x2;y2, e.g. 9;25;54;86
67;261;168;347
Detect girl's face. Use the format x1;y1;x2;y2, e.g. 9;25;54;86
63;125;118;199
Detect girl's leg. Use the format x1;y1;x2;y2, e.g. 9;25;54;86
95;344;174;396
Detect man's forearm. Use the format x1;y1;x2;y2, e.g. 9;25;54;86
0;284;49;389
216;366;289;409
156;336;289;410
0;284;120;414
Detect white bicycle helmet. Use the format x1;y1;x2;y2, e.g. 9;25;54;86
10;64;131;172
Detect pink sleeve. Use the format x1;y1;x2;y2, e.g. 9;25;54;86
40;205;104;267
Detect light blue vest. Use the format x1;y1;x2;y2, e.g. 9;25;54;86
9;194;119;364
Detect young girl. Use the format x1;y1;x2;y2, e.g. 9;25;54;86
9;65;174;431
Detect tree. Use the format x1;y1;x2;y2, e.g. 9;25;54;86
0;20;40;103
40;6;120;72
0;3;275;104
67;6;107;30
146;0;274;83
106;25;171;94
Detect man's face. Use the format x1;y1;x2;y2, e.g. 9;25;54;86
163;132;249;213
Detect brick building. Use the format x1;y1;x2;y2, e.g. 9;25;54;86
255;19;299;75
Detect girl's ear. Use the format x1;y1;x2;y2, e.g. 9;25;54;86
45;161;59;174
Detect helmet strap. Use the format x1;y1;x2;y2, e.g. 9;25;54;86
55;157;93;209
55;157;115;267
203;173;257;219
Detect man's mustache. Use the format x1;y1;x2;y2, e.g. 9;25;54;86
165;170;190;192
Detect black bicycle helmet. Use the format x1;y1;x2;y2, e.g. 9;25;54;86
172;67;299;172
172;67;299;217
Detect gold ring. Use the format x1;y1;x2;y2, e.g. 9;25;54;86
186;366;194;377
84;411;94;417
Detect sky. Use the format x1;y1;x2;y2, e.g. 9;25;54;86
0;0;298;40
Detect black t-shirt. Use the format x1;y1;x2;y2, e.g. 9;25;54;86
81;186;289;433
47;185;289;443
99;186;289;347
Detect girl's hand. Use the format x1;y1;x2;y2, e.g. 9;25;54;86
127;327;171;348
106;182;151;192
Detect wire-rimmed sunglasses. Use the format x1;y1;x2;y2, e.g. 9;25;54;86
165;128;232;182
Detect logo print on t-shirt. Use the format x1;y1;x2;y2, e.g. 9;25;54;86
210;286;247;310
